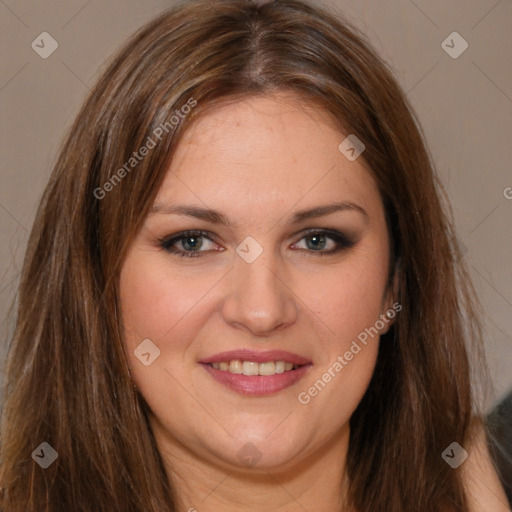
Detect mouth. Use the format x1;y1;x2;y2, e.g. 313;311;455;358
199;350;312;396
204;360;304;375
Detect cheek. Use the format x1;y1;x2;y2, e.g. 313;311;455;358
292;237;388;415
119;251;213;347
297;249;389;348
294;260;383;430
119;253;204;415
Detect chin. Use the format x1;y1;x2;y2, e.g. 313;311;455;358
220;431;308;472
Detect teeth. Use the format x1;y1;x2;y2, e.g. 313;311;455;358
275;361;285;374
258;361;275;376
242;361;259;376
209;359;301;376
229;360;243;374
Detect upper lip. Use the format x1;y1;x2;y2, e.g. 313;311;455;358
199;349;312;365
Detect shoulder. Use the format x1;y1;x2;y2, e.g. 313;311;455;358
461;419;510;512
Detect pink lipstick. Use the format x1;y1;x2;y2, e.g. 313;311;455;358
199;349;312;396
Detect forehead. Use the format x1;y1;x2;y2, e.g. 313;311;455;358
154;92;382;224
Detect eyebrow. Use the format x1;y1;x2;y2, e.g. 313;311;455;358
149;201;368;228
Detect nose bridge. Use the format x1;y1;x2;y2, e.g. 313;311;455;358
222;240;297;335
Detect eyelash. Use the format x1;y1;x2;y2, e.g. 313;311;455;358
157;229;356;259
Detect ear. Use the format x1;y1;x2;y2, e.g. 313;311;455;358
379;269;400;335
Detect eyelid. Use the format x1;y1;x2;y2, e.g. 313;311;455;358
157;230;219;252
158;228;357;258
290;228;356;254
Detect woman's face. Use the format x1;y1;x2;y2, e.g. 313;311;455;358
120;91;395;472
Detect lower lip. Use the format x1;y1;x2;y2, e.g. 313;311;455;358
201;363;312;396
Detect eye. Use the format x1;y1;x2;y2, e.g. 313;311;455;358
158;230;220;258
291;229;356;256
158;228;356;258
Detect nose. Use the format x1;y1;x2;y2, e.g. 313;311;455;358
221;250;298;337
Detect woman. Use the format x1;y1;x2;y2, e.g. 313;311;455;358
0;0;508;510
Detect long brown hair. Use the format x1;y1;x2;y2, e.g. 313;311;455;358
0;0;489;510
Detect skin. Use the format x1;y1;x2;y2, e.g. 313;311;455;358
119;91;398;512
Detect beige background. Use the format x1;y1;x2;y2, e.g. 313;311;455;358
0;0;511;409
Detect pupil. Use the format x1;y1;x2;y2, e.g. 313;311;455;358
183;236;202;251
307;234;326;250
